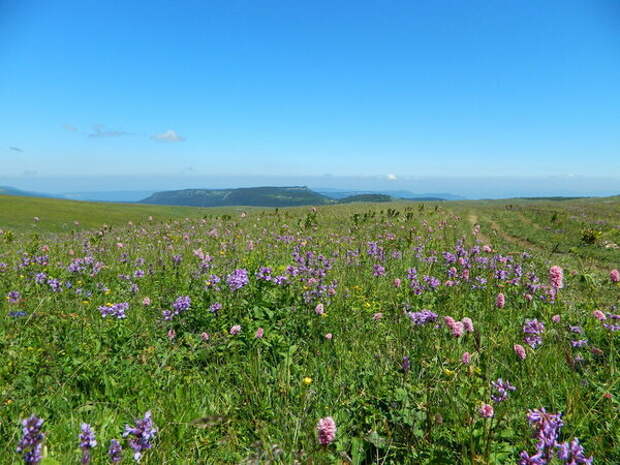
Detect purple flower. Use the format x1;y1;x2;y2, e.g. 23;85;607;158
523;319;545;349
491;378;516;403
226;268;249;291
372;264;386;276
7;290;21;303
78;423;97;464
16;415;45;464
407;309;438;326
556;438;593;464
163;296;191;321
108;439;123;463
98;302;129;319
316;417;337;446
401;356;410;373
123;411;157;462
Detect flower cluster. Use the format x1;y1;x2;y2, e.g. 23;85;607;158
98;302;129;319
523;319;545;348
123;411;157;462
16;415;45;465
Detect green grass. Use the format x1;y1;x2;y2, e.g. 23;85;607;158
0;196;618;464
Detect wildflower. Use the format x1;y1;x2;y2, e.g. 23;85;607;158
462;317;474;332
325;333;333;340
496;292;506;308
610;269;619;283
16;415;45;464
514;344;527;360
571;340;588;348
592;310;606;321
255;327;264;338
230;325;241;335
200;332;210;341
491;378;516;403
167;329;176;340
549;265;564;289
98;302;129;319
401;356;410;373
479;404;494;418
393;278;402;288
142;297;151;306
556;438;593;464
7;290;21;303
372;312;383;320
123;411;157;462
303;377;313;385
226;268;249;291
461;352;471;364
523;319;545;349
552;315;561;323
316;417;337;446
108;440;123;463
373;264;386;276
450;321;465;337
315;303;325;315
78;423;97;464
407;309;438;326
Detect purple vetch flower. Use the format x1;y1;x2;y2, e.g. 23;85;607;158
78;423;97;464
226;268;249;291
406;309;438;326
98;302;129;319
123;411;157;462
491;378;516;403
372;264;386;276
523;319;545;349
16;415;45;464
163;296;191;320
108;439;123;463
7;290;21;303
556;438;593;464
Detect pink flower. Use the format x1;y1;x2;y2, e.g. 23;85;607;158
524;293;533;302
592;310;607;321
482;245;492;253
230;325;241;335
461;317;474;333
462;269;470;280
315;303;325;315
324;333;333;340
450;321;465;337
167;329;176;340
200;332;210;341
142;297;151;306
443;316;456;327
513;344;526;360
461;352;471;364
552;314;561;323
255;327;264;338
393;278;402;288
610;269;620;283
496;293;505;309
479;403;494;418
549;265;564;289
372;313;383;321
316;417;337;446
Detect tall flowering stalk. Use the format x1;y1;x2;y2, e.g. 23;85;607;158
316;417;337;446
123;411;157;462
78;423;97;464
16;415;45;465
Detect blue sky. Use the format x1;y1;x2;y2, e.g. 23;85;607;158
1;0;619;186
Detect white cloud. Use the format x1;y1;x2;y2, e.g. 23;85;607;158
151;129;185;143
386;173;397;181
63;124;78;132
88;124;131;138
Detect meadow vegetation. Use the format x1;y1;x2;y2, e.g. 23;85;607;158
1;196;618;464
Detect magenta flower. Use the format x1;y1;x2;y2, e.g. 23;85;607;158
610;269;620;283
479;403;494;418
316;417;337;446
513;344;527;360
461;352;471;364
592;310;606;321
230;325;241;335
496;292;505;309
255;327;264;338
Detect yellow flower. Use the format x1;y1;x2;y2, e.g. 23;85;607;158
443;368;455;376
321;312;328;317
303;377;313;385
104;289;111;295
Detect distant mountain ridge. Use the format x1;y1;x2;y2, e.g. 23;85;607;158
0;186;54;198
140;186;333;207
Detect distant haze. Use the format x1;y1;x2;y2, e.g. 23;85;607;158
0;175;617;201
